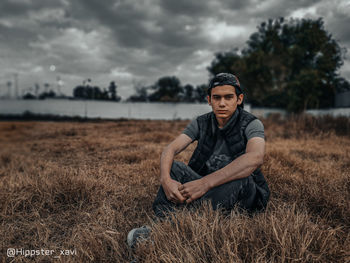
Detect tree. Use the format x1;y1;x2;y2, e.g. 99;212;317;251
182;84;195;102
108;81;117;100
127;85;149;102
73;85;87;99
194;84;208;103
73;81;119;101
108;81;121;101
39;90;56;100
208;48;244;76
149;76;183;102
208;17;349;113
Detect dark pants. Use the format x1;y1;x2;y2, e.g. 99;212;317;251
152;161;270;218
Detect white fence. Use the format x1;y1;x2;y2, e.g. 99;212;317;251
0;99;212;120
0;99;349;120
250;107;350;118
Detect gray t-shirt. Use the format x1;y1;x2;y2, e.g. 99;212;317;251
183;111;264;173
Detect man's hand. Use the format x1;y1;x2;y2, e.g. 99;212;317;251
178;179;210;204
159;134;193;204
162;178;186;204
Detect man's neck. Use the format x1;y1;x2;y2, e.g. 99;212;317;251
215;109;238;129
216;117;230;129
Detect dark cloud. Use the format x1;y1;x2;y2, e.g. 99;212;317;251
0;0;32;16
220;0;254;10
255;0;320;18
0;0;65;17
69;0;152;45
0;24;37;51
61;0;210;81
321;7;350;47
68;0;207;51
0;0;349;98
159;0;212;16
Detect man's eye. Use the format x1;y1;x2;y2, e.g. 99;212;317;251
225;95;234;99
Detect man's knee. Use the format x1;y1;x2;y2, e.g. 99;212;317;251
170;161;202;183
169;161;186;181
171;161;186;171
205;176;257;211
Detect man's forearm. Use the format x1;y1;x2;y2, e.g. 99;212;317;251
160;146;175;184
202;152;263;190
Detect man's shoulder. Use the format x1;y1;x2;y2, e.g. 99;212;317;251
194;111;214;125
239;109;259;126
196;111;213;120
241;109;258;119
183;112;213;141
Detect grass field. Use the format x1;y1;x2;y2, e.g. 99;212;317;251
0;115;349;262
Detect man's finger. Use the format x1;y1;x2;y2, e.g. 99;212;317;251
178;185;184;191
174;191;185;203
180;190;189;198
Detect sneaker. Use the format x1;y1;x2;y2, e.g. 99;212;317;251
127;225;151;248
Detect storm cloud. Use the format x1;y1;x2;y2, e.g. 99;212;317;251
0;0;349;99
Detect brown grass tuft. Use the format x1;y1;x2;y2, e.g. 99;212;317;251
264;114;350;139
136;203;346;262
0;117;349;262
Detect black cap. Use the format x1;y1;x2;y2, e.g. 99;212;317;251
208;73;242;94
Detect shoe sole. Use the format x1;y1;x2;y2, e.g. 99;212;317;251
127;228;138;248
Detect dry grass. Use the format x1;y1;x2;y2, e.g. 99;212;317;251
0;116;349;262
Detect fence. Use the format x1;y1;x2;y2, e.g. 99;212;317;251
0;99;349;120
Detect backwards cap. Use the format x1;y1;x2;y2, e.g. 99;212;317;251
208;73;242;94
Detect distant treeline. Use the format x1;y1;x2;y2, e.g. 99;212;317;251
73;81;121;102
127;77;207;103
23;17;350;113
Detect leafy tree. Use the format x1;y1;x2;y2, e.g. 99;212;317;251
73;82;119;101
73;85;86;99
208;17;349;113
182;84;195;102
23;93;36;99
208;48;244;76
108;81;118;100
127;85;149;102
127;77;211;103
39;90;56;100
194;84;208;103
149;76;183;102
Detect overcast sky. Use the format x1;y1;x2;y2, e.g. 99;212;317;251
0;0;349;99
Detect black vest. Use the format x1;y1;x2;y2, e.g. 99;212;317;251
188;107;259;176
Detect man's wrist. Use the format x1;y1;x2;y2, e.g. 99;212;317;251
160;174;171;185
201;176;214;191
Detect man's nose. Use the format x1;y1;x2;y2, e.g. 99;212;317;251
219;98;225;106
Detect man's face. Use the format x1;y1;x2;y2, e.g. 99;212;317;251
207;85;243;121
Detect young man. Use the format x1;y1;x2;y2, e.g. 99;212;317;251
127;73;270;247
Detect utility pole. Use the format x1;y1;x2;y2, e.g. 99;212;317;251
6;81;12;98
56;76;61;96
13;73;18;99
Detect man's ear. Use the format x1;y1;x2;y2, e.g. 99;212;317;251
237;94;244;105
207;95;211;105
